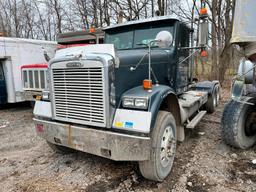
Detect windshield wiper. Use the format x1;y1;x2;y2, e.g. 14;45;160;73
136;43;147;47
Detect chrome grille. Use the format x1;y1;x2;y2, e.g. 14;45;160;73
52;67;106;127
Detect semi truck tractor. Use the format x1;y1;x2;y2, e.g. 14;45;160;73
0;37;56;106
221;0;256;149
33;13;220;181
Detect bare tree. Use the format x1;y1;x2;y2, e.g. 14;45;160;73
205;0;236;83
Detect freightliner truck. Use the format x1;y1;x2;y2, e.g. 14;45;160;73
34;13;220;181
221;0;256;149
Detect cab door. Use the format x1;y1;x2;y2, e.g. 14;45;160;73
176;24;190;94
0;62;7;104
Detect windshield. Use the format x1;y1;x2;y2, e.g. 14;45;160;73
105;30;133;49
105;23;174;50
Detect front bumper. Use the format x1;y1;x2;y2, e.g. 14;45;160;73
34;118;151;161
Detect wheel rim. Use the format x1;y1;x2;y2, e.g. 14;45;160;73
213;87;219;107
213;95;217;107
160;125;176;168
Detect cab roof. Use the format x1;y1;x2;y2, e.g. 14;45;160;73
104;15;181;31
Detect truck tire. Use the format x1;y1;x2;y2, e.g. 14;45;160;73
221;100;256;149
47;141;76;154
205;85;220;113
139;111;177;181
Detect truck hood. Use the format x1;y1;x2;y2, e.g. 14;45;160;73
54;44;116;60
113;48;172;105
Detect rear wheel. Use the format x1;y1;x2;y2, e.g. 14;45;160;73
47;141;76;154
139;111;177;181
221;99;256;149
206;85;220;113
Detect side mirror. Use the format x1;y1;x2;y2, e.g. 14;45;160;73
198;18;208;46
42;47;51;62
155;31;173;48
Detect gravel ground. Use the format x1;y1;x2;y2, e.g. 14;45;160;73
0;90;256;192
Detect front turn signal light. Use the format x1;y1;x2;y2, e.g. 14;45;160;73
143;79;152;89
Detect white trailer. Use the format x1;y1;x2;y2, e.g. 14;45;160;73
0;37;56;105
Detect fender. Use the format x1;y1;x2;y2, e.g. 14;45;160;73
118;85;183;140
191;80;220;95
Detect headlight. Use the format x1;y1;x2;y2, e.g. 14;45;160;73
134;98;148;109
42;90;50;101
122;97;148;109
122;98;134;107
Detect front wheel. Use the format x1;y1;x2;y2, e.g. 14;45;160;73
221;99;256;149
139;111;177;181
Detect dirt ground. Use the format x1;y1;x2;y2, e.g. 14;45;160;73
0;89;256;192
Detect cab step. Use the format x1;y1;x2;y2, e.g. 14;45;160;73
186;111;207;129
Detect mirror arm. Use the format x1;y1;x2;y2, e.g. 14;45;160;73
178;49;200;65
130;52;149;71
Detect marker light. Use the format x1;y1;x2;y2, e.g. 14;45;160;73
143;79;152;89
200;8;208;16
89;28;95;33
201;50;207;57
